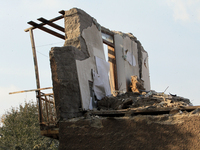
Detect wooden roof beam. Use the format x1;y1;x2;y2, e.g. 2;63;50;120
101;26;114;37
28;21;65;40
59;10;65;15
103;39;114;48
37;17;65;32
24;15;64;32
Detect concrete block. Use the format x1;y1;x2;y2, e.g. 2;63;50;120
50;46;83;120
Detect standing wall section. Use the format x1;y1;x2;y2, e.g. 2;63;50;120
50;8;110;121
114;32;147;92
50;8;151;121
50;46;83;120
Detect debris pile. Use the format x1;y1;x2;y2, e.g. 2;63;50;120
97;75;192;110
97;91;192;110
130;76;145;93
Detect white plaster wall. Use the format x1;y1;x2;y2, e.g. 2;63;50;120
76;58;96;110
114;34;126;93
141;51;151;91
123;37;140;90
114;35;140;93
123;36;133;90
82;23;105;60
76;23;107;110
132;40;140;77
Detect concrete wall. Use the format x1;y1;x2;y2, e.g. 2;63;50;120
50;8;110;120
123;36;140;90
114;34;126;93
141;51;151;90
76;23;106;110
50;8;151;120
114;33;143;93
50;46;83;120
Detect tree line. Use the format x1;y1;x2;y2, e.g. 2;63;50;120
0;101;59;150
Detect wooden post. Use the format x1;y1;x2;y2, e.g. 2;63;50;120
29;29;43;124
44;96;49;125
108;46;118;95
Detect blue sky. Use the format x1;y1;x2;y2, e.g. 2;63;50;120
1;0;200;116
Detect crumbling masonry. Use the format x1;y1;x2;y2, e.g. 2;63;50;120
23;7;200;149
50;8;150;120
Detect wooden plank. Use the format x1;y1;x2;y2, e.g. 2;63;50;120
40;129;59;135
103;39;114;48
101;26;114;36
24;15;64;32
29;29;43;123
90;106;200;116
9;87;53;94
91;110;126;115
41;93;54;96
37;17;65;32
28;21;65;40
29;29;40;89
40;97;54;104
131;106;200;113
45;96;49;123
48;96;53;121
53;98;57;120
40;121;57;126
59;10;65;15
108;46;118;94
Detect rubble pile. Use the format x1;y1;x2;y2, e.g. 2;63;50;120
97;91;192;110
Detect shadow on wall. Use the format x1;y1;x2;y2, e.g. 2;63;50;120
59;115;200;150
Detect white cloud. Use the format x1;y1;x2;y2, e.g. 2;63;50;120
173;0;189;21
167;0;200;22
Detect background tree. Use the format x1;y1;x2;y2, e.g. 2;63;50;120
0;101;58;150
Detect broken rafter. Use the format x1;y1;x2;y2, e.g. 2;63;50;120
27;21;65;40
40;128;59;139
90;106;200;116
9;87;53;95
40;93;54;96
24;14;64;32
37;17;65;32
103;39;114;48
101;26;114;36
39;97;54;104
59;10;65;15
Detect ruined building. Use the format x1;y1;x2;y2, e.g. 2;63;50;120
50;8;150;120
24;8;200;150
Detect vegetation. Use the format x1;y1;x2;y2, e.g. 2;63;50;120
0;101;58;150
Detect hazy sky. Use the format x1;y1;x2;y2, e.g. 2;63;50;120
1;0;200;116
